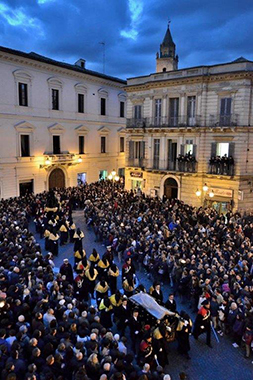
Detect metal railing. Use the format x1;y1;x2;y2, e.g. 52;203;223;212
208;160;235;176
127;158;197;172
127;115;202;128
126;158;145;168
126;114;239;128
208;114;238;127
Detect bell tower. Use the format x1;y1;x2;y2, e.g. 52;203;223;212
156;22;178;73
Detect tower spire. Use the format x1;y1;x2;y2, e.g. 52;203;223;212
156;22;178;73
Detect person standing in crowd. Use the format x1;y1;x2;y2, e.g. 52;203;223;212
73;227;85;252
176;311;193;359
193;299;212;347
60;258;73;284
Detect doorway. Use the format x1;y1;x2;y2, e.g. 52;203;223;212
77;172;86;185
19;180;34;196
207;200;230;214
49;168;65;189
164;177;178;199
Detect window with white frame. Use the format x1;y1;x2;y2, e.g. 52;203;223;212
75;84;87;114
134;105;142;119
98;88;108;116
185;139;194;155
101;136;106;153
20;135;30;157
15;121;35;157
120;136;125;152
13;70;32;107
47;78;63;111
79;135;85;154
216;142;229;157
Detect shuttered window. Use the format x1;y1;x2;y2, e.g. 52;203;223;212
134;105;142;119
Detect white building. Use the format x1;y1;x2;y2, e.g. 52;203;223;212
0;46;126;198
125;24;253;213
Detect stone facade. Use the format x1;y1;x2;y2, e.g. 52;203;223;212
0;46;126;198
125;27;253;213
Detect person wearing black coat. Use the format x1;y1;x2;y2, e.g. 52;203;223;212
129;308;142;354
165;293;177;313
59;259;73;284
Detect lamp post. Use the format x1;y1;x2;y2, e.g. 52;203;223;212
108;169;119;183
195;184;215;207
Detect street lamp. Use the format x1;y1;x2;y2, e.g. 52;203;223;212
108;169;119;182
45;157;51;166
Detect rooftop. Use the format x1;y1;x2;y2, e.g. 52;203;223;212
0;45;126;85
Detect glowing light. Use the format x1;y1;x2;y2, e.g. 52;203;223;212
108;174;113;180
196;189;201;197
203;183;208;192
115;175;120;182
111;169;116;176
209;190;214;198
45;158;51;165
77;157;82;163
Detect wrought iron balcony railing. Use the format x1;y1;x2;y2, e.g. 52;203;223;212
127;157;197;173
208;114;238;127
127;116;202;128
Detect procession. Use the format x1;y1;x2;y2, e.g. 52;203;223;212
0;180;252;380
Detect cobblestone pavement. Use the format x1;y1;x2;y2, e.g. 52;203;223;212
33;210;253;380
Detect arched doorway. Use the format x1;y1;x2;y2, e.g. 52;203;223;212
49;168;65;189
164;177;178;199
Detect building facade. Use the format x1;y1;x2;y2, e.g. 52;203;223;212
0;46;126;198
125;25;253;213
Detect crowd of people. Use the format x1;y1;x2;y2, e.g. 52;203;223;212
0;181;252;380
209;154;234;176
176;152;196;173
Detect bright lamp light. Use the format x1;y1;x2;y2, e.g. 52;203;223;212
203;183;208;192
115;175;120;182
45;158;51;165
108;174;113;180
209;190;214;198
111;169;116;177
196;189;201;197
77;157;82;163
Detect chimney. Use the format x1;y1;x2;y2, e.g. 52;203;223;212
75;59;86;69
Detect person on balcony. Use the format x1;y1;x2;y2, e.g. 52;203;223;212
228;155;234;175
209;156;216;174
221;154;229;175
177;154;184;172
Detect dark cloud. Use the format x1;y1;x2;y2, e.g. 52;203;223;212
0;0;253;79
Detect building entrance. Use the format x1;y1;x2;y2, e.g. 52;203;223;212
49;168;65;189
164;177;178;199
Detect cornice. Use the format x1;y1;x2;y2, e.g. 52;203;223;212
0;52;124;89
125;72;253;93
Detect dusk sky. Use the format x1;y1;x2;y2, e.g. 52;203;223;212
0;0;253;79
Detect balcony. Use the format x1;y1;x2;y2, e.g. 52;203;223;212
127;158;197;173
127;116;202;129
44;152;76;164
126;158;145;168
208;156;235;176
208;114;238;128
